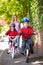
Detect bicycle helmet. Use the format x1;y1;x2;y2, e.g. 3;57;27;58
22;17;29;22
10;22;15;27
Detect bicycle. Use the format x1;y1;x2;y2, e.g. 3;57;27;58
25;33;38;63
3;35;20;59
9;36;20;59
21;33;37;63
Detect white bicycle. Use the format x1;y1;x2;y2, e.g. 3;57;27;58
9;36;19;58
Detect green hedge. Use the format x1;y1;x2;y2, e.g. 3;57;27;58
29;0;43;32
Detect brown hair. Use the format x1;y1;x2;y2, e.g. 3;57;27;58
10;26;15;31
12;14;17;22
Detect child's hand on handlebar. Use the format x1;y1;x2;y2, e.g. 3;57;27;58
33;32;38;35
3;35;6;37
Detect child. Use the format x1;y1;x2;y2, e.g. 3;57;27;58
5;22;19;55
11;15;21;47
20;17;36;63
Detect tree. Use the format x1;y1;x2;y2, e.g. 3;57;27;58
0;0;43;32
28;0;43;32
0;0;29;22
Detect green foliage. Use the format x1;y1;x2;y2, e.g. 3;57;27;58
0;0;43;33
0;25;3;33
0;0;29;22
0;0;29;33
29;0;43;32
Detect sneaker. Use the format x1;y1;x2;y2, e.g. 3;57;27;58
21;52;24;55
7;50;11;54
17;49;20;54
7;52;10;54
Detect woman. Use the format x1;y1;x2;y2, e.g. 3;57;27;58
11;14;21;47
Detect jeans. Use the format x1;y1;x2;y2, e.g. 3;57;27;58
15;36;20;47
21;38;33;54
8;36;20;47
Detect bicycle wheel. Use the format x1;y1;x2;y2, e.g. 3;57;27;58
25;48;29;63
11;47;15;59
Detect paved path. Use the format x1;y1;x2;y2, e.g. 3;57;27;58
0;41;9;50
0;49;43;65
0;41;43;65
